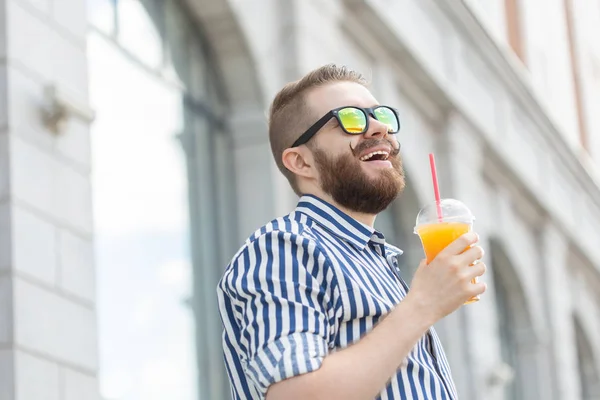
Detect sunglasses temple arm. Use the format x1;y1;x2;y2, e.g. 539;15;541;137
291;111;335;147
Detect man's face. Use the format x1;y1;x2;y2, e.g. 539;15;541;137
304;81;405;215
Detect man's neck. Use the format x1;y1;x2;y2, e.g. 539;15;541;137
305;191;377;228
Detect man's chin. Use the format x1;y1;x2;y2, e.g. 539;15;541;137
312;147;404;213
360;162;402;183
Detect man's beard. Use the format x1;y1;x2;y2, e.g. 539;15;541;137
311;138;405;215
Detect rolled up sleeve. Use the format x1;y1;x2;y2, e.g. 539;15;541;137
219;231;333;395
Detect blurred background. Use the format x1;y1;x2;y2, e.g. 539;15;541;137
0;0;599;399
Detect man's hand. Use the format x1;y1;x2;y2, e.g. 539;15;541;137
406;232;487;324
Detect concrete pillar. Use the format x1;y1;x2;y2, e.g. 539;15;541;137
540;224;580;400
229;110;278;241
0;1;100;399
439;112;505;400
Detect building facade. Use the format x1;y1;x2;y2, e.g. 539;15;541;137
1;0;600;399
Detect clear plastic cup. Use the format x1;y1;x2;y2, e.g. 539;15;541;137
414;199;479;304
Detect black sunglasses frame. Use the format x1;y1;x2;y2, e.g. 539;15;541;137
290;105;401;148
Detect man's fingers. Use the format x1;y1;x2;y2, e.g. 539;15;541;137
459;246;484;265
469;282;487;296
467;262;486;279
439;232;478;257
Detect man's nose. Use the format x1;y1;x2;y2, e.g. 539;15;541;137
363;116;390;139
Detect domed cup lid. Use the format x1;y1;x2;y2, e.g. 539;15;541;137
414;199;474;233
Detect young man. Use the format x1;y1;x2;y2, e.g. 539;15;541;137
217;64;486;400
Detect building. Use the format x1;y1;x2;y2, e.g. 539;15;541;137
1;0;600;399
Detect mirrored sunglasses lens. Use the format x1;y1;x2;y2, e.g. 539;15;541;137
338;107;367;133
375;107;399;132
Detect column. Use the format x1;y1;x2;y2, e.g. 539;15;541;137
440;112;505;400
540;223;580;399
0;1;100;399
229;109;278;242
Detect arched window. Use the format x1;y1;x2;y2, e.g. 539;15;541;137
574;317;600;399
493;262;521;400
491;240;541;400
87;1;232;399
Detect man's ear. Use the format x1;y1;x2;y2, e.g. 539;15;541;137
282;147;317;179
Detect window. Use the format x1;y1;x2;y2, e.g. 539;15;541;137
490;242;540;400
505;0;526;63
87;1;232;399
574;318;600;399
564;0;589;151
493;265;521;400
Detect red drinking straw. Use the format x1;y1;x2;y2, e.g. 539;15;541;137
429;153;443;222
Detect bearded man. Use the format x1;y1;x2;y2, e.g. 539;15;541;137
217;64;486;400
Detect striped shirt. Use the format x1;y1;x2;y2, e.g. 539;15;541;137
217;195;458;399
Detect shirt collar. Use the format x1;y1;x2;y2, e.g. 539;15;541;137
296;194;378;250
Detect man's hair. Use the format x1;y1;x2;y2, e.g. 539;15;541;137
268;64;368;195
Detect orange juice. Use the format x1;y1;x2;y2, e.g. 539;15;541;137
416;221;479;304
416;222;471;263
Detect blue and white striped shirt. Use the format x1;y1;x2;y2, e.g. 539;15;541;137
217;195;458;399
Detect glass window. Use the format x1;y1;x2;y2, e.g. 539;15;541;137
163;0;190;87
212;127;238;263
189;43;207;100
575;319;600;399
89;31;197;400
87;0;116;34
117;0;163;68
87;1;232;399
493;266;521;400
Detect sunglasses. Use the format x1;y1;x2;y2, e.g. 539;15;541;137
291;105;401;148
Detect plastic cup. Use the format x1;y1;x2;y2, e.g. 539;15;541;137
414;199;480;304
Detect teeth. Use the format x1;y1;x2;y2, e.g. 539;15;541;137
360;150;390;161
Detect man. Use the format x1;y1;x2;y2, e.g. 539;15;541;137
217;64;486;399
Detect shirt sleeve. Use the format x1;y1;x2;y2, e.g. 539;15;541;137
218;230;334;395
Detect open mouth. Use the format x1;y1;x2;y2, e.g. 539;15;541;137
359;150;390;162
